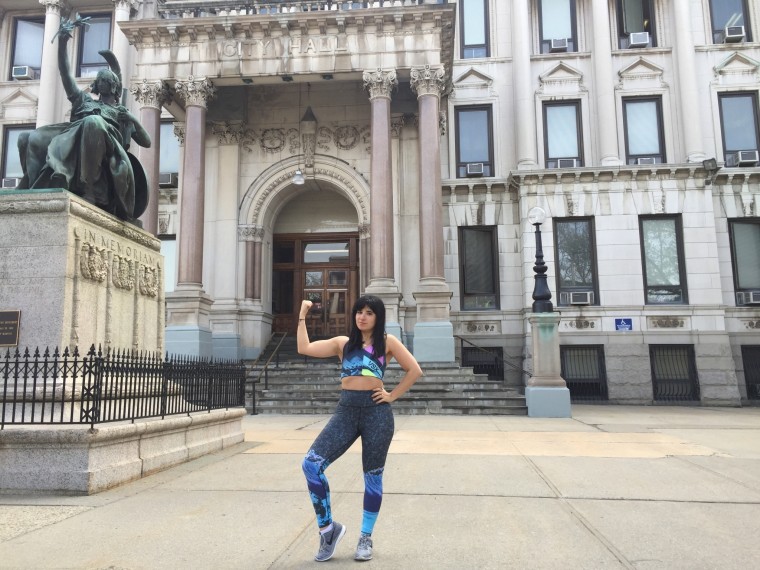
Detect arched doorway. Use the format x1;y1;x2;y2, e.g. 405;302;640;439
269;182;360;336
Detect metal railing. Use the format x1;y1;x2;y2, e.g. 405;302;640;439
159;0;446;19
254;331;289;391
741;345;760;401
455;336;532;382
1;345;246;429
560;345;609;402
649;345;700;403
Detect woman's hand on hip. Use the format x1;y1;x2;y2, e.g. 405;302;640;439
372;387;395;404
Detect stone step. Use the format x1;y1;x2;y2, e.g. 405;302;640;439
253;404;528;416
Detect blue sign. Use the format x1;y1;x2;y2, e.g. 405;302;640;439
615;318;633;331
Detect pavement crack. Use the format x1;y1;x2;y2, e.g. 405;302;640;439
522;455;637;569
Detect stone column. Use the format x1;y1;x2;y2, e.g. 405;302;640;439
174;76;215;287
512;0;537;169
131;80;170;235
36;0;63;128
164;77;216;357
362;69;402;338
241;226;264;302
591;0;621;166
111;0;136;84
673;0;706;162
410;65;454;362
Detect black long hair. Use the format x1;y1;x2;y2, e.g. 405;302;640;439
344;295;386;357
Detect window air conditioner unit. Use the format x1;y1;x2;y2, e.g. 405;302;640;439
628;31;650;48
1;177;20;189
727;150;759;167
11;66;35;80
637;157;657;165
560;291;594;305
465;162;484;177
723;25;745;43
737;291;760;305
550;38;568;52
158;172;179;188
557;158;579;168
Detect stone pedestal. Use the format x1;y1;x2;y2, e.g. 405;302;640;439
165;286;213;357
412;282;454;362
0;190;164;354
526;313;571;417
364;278;402;340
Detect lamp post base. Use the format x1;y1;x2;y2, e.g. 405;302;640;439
525;386;571;418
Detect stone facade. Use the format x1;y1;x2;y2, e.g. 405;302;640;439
1;1;760;404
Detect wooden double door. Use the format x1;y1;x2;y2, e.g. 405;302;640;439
271;233;359;337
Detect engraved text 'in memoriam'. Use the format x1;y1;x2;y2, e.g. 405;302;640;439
77;228;157;267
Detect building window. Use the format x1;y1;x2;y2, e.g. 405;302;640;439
718;92;760;166
459;226;499;310
560;345;608;401
728;220;760;305
554;217;598;305
455;106;493;178
460;0;489;58
616;0;656;48
461;345;504;381
2;125;34;186
709;0;752;43
639;216;687;304
538;0;577;54
77;14;112;78
160;236;176;293
649;345;700;402
160;122;181;173
10;18;45;80
623;97;665;165
543;101;583;168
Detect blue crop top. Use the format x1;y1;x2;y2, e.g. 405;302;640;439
340;344;386;380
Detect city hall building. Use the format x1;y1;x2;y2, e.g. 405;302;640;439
1;0;759;406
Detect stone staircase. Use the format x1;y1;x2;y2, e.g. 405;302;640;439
245;337;527;416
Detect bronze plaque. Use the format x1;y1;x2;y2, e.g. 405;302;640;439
0;311;20;347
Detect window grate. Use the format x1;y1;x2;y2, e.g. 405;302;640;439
741;346;760;401
649;345;700;402
560;345;608;402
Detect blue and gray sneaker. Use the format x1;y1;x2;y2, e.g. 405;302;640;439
315;522;346;562
354;533;373;561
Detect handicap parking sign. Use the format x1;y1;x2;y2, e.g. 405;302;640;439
615;318;633;331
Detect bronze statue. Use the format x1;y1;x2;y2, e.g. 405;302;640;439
17;16;151;225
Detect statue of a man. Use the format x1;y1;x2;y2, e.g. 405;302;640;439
17;17;151;225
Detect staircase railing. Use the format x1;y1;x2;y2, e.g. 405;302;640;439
255;332;289;391
454;335;532;382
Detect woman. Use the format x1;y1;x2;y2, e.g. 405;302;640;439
298;295;422;562
17;16;150;223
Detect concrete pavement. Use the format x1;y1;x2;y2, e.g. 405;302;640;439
1;405;759;569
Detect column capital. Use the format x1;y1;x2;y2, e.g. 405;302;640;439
410;65;446;99
362;68;398;100
175;76;216;109
173;122;185;146
112;0;140;11
130;79;171;110
238;225;265;242
39;0;64;13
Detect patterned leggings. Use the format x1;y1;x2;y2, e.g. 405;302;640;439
302;390;395;532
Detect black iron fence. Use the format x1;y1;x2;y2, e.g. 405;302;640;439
560;345;609;402
649;345;700;402
1;345;246;429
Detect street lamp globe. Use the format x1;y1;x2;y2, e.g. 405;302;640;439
528;206;547;226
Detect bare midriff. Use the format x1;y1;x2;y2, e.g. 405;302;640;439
341;376;384;391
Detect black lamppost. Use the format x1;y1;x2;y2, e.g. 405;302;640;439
528;206;553;313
